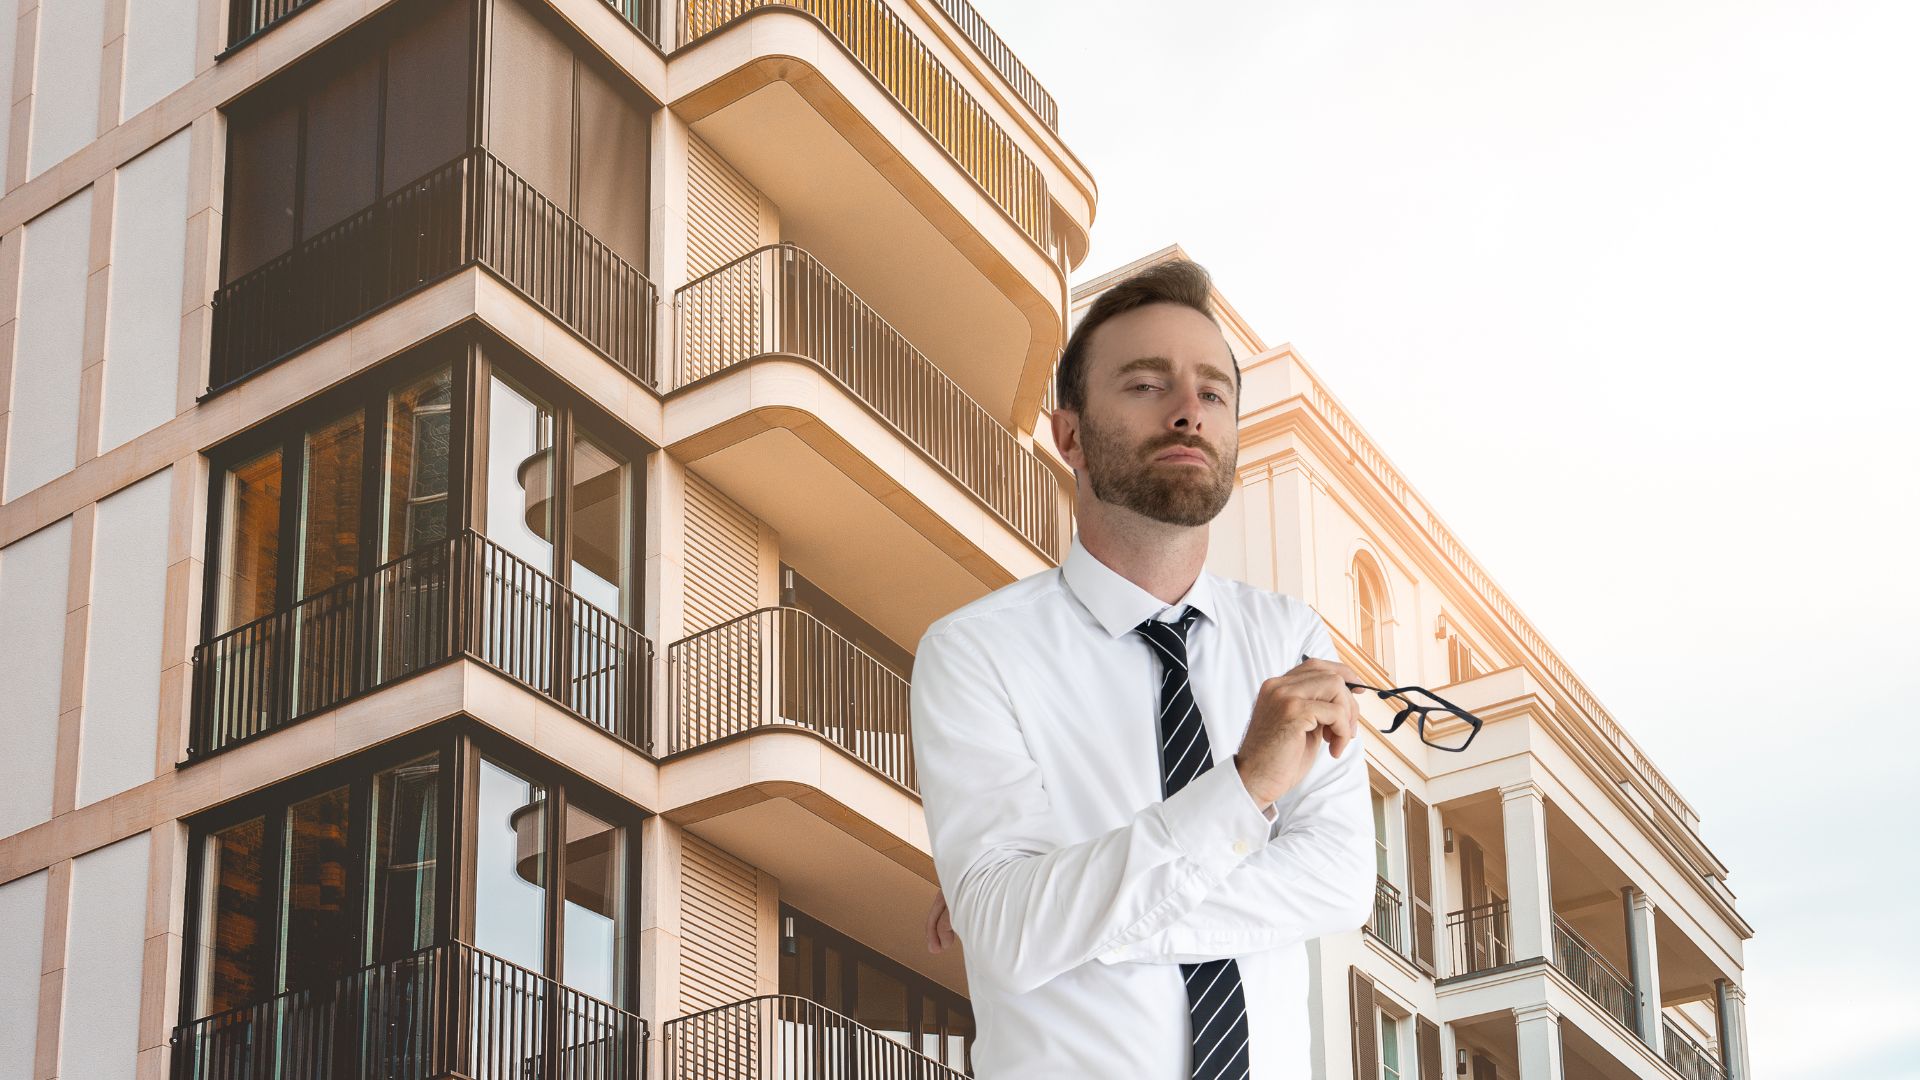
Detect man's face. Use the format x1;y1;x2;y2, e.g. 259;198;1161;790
1062;303;1238;527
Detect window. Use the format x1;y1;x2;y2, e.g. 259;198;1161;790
220;0;472;282
1354;552;1390;665
1380;1010;1401;1080
779;904;974;1074
472;755;635;1001
1372;789;1390;880
189;750;445;1019
208;355;456;636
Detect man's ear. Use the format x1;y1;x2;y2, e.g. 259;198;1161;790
1050;405;1082;471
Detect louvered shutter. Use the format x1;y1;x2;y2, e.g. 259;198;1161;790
1403;792;1436;974
1350;966;1378;1080
1416;1014;1441;1080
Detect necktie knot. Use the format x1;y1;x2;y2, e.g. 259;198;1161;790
1133;606;1203;666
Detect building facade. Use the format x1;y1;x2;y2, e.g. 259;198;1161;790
0;0;1746;1078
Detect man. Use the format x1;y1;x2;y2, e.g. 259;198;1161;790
908;258;1376;1079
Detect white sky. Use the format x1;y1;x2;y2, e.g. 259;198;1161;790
968;2;1920;1074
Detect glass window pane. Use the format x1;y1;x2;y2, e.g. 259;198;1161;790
560;804;621;1002
222;100;298;282
281;785;355;993
474;759;546;974
298;409;365;599
946;998;974;1072
568;434;628;617
485;0;573;208
854;959;909;1048
199;816;268;1016
576;59;648;267
485;375;555;573
368;754;440;964
219;447;282;631
383;366;454;562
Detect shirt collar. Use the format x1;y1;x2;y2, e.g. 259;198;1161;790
1060;532;1219;640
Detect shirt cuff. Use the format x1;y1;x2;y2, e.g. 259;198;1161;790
1160;762;1277;876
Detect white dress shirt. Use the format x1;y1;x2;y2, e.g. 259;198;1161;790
909;532;1377;1079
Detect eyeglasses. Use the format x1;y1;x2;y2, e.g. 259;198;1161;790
1346;682;1484;752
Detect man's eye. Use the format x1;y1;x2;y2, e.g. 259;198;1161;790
1203;391;1225;402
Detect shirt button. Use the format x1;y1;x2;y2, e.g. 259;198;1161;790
1232;839;1250;855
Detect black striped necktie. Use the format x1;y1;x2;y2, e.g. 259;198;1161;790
1135;607;1252;1080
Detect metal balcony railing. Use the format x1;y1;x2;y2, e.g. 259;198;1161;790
1551;914;1639;1032
1661;1017;1727;1080
677;0;1051;250
1367;876;1407;957
171;941;647;1080
923;0;1057;131
190;531;654;759
1445;899;1510;977
211;149;659;393
661;994;966;1079
668;606;915;790
675;243;1064;560
228;0;660;51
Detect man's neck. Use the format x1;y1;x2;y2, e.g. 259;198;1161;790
1078;509;1209;607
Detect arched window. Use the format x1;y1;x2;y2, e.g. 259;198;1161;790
1354;552;1389;664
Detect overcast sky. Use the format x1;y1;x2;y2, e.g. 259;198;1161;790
967;2;1919;1075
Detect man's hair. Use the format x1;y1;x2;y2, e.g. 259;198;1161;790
1054;257;1241;415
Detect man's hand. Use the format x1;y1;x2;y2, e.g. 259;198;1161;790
925;889;959;953
1234;657;1364;810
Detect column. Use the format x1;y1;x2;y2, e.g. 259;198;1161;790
1622;885;1662;1049
1715;978;1751;1080
1513;1002;1565;1080
1499;780;1554;961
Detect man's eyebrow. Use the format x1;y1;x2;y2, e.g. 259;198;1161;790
1112;355;1235;387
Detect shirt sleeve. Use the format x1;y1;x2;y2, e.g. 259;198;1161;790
1096;607;1376;965
911;625;1277;998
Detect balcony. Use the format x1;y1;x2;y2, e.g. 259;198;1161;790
1552;913;1640;1034
678;1;1048;253
1661;1017;1727;1080
189;530;655;760
1366;875;1410;960
1446;899;1511;977
171;941;647;1080
210;149;660;395
661;994;964;1079
674;243;1063;563
669;605;914;790
924;0;1056;130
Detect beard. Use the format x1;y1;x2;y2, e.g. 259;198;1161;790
1077;405;1236;527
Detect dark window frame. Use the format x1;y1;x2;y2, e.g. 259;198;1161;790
779;902;974;1073
175;718;652;1034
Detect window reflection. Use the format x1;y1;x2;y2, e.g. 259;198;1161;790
486;375;555;574
297;410;364;599
199;816;268;1016
219;448;282;631
368;755;440;964
280;785;354;993
561;804;621;1001
383;367;453;563
568;434;627;617
474;759;547;974
777;905;973;1071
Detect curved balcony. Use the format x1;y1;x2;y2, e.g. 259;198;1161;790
171;940;647;1080
189;530;654;760
209;149;660;395
661;994;964;1079
674;243;1062;562
669;9;1076;425
668;605;914;790
679;1;1050;251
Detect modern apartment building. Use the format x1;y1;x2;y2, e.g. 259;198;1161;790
0;1;1748;1079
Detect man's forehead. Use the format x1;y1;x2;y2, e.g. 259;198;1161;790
1086;304;1234;379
